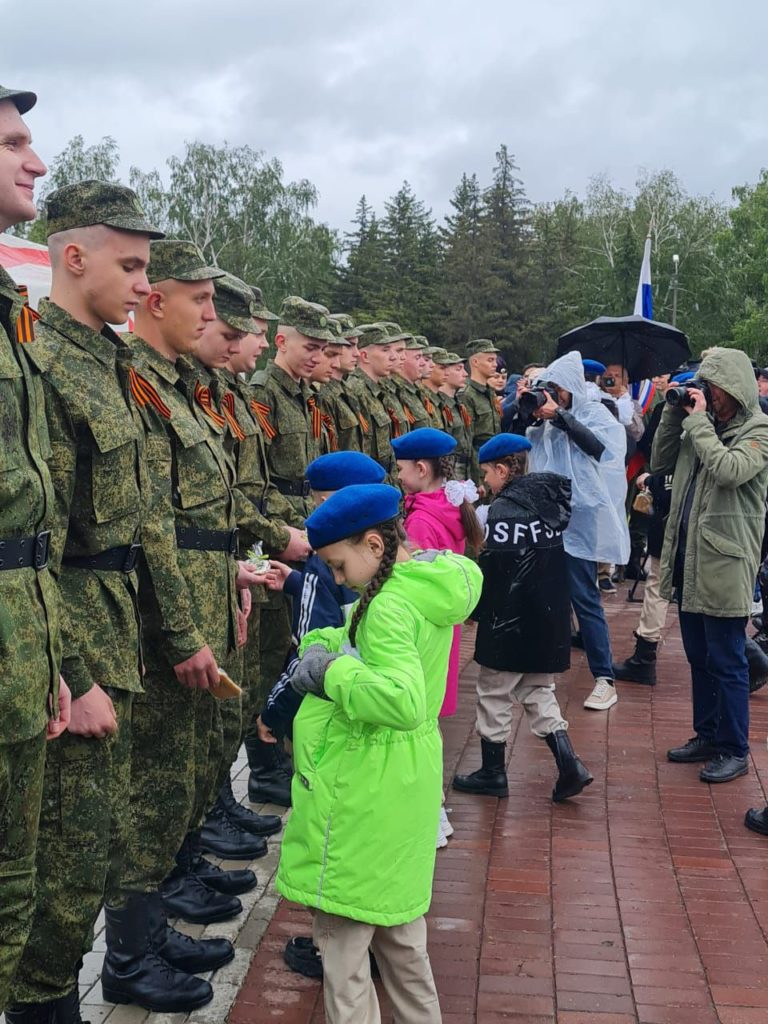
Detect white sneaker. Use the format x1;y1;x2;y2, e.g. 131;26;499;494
439;805;454;838
436;820;448;849
584;678;618;711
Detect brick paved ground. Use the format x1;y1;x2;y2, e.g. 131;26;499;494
230;586;768;1024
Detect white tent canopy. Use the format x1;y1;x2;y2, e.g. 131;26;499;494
0;232;51;309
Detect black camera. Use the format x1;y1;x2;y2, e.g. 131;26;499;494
665;380;711;409
519;384;560;418
602;375;616;387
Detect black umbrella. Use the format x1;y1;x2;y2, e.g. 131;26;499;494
556;315;690;382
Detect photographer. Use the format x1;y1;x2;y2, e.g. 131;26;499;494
652;348;768;783
522;351;630;711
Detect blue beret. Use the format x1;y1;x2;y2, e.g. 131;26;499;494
391;427;457;460
306;484;401;550
305;451;385;491
583;359;606;376
671;371;695;384
478;433;532;463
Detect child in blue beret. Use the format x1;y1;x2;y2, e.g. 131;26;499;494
453;433;593;803
276;484;482;1023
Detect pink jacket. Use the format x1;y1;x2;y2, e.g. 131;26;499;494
404;489;466;717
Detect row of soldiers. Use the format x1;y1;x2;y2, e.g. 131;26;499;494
0;82;503;1023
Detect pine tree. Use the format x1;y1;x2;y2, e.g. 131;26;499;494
440;173;486;349
332;195;388;320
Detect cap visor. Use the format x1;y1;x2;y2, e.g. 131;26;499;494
104;216;165;240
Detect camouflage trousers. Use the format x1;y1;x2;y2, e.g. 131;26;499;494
0;729;46;1013
119;678;221;892
210;654;243;805
244;599;291;740
11;690;133;1003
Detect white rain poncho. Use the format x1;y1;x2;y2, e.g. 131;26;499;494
527;351;630;564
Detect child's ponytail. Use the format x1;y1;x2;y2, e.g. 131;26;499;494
348;519;406;646
436;454;484;552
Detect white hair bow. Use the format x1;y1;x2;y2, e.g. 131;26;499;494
443;479;479;507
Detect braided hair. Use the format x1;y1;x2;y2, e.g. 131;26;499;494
425;454;484;551
347;518;406;647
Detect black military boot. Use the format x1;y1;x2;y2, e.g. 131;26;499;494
452;739;508;797
101;895;212;1012
746;636;768;694
544;730;594;802
245;734;292;807
52;988;90;1024
200;802;268;860
147;891;234;973
613;632;658;685
217;776;282;837
160;832;243;923
5;1002;58;1024
745;805;768;836
180;828;257;896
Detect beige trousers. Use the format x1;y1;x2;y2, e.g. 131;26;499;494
637;556;669;643
476;664;567;742
313;910;442;1024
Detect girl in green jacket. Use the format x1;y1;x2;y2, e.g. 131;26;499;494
276;483;482;1024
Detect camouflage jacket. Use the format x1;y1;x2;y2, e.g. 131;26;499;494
420;385;446;430
460;379;502;484
210;369;298;552
394;376;432;432
437;390;472;480
32;301;143;699
0;269;61;739
250;361;318;519
347;370;396;475
380;378;411;441
317;377;367;454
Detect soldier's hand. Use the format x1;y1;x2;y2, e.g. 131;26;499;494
68;684;118;739
236;560;272;589
236;608;248;648
278;527;311;561
174;645;219;690
256;715;278;744
47;676;71;741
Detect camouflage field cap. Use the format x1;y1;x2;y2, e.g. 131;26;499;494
325;317;351;347
214;272;262;334
428;347;449;362
356;323;393;348
330;312;362;340
433;349;464;366
248;285;278;322
0;84;36;114
423;346;442;359
46;180;165;239
405;334;429;351
147;239;224;285
376;320;413;344
278;295;334;342
466;338;500;357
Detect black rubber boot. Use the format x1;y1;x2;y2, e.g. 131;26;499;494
544;730;594;802
746;636;768;694
613;632;658;685
245;734;292;807
200;803;268;860
101;895;212;1012
452;739;508;797
5;1003;58;1024
148;891;234;973
161;833;243;923
217;776;282;837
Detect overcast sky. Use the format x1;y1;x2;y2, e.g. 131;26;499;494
3;0;768;232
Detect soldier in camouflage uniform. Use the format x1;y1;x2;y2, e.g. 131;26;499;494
8;182;164;1023
376;322;412;442
324;314;369;452
422;346;450;428
308;316;343;453
346;323;398;477
0;84;66;1018
436;349;471;480
418;342;445;429
460;338;503;486
248;297;333;805
394;333;433;430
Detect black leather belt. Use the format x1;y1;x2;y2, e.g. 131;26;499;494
272;477;311;498
0;530;51;571
175;526;239;554
63;542;141;573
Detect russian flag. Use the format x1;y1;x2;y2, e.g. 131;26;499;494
633;235;652;319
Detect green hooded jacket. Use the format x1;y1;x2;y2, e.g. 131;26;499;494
652;348;768;617
276;550;482;926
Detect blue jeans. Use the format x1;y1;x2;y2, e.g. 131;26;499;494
566;555;614;680
678;610;749;758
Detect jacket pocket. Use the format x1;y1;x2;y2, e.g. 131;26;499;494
699;524;743;558
89;415;140;524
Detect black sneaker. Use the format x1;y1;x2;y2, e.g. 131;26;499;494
667;736;719;763
598;577;617;594
284;937;323;979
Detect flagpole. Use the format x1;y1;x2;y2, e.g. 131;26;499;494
672;253;680;327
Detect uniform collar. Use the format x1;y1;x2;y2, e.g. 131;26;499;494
269;360;304;397
39;299;121;367
126;333;180;385
468;378;491;395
